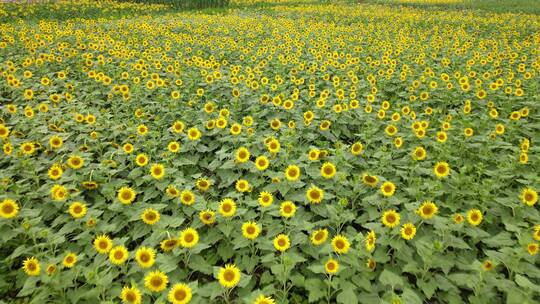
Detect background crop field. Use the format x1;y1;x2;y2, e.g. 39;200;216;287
0;0;539;304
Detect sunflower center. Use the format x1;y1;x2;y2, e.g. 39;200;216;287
246;226;255;234
336;240;344;249
2;204;14;213
151;277;162;287
140;253;149;262
224;270;235;281
184;233;194;243
114;251;124;260
386;215;396;223
222;203;231;212
175;289;186;301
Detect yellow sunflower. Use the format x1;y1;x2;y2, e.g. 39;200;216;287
120;286;142;304
310;228;329;245
279;201;296;218
241;221;261;240
68;201;87;219
117;187;136;204
218;264;241;288
150;164;165;179
219;198;237;217
258;191;273;207
400;223;417;240
320;162;336;179
199;209;216;225
179;228;199;248
306;185;324;203
141;208;160;225
144;270;168;292
273;234;291;252
417;201;438;220
433;161;450;178
235;147;250;163
22;256;40;276
521;187;538;206
467;209;483;226
109;246;129;265
135;153;149;167
255;155;270;171
331;235;350;254
325;258;339;275
0;198;19;219
168;283;192;304
382;210;401;228
285;164;301;181
63;252;77;268
93;234;113;254
67;155;84;169
380;181;396;197
135;247;156;268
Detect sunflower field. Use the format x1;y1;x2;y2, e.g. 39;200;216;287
0;0;539;303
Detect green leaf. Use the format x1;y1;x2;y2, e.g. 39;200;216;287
379;269;404;288
337;282;358;304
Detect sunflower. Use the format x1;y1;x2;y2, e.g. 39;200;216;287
168;283;192;304
534;225;540;241
20;142;35;155
196;178;211;191
46;264;57;276
179;228;199;248
242;221;261;240
255;155;270;170
306;185;324;203
109;246;129;265
380;181;395;197
144;270;168;292
308;149;319;161
47;164;63;180
94;234;113;254
331;235;350;254
218;264;241;288
180;190;195;206
400;223;417;240
417;201;438;220
320;162;336;179
219;198;236;217
123;143;134;154
365;230;376;251
520;187;538;206
482;260;494;271
433;161;450;178
160;238;179;252
235;147;250;163
467;209;483;226
118;187;136;204
351;142;363;155
137;124;148;135
199;209;216;225
258;191;273;207
253;294;275;304
51;184;68;201
230;123;242;135
63;252;77;268
135;153;149;167
285;164;301;181
172;121;185;133
453;213;464;224
168;141;180;153
49;135;63;149
235;179;250;192
121;286;142;304
412;147;427;161
267;139;280;153
141;208;160;225
67;155;84;169
361;174;379;187
279;201;296;218
150;164;165;179
366;258;376;271
69;202;87;218
22;257;40;276
307;228;329;246
325;258;339;275
382;210;401;228
135;247;156;268
187;127;201;141
0;199;19;219
273;234;291;252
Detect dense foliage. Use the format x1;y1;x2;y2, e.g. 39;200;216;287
0;0;539;303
